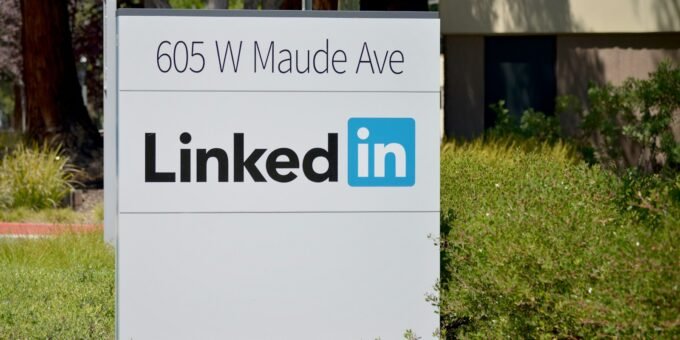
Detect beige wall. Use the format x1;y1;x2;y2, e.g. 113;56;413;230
555;33;680;166
441;0;680;35
556;33;680;133
443;36;485;139
442;33;680;139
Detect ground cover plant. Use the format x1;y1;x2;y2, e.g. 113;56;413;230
438;138;679;338
0;232;114;339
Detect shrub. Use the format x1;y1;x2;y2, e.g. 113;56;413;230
93;202;104;223
519;108;560;143
616;170;680;229
487;100;561;144
487;100;517;137
577;61;680;173
0;131;23;160
439;138;679;338
0;182;10;209
0;143;76;209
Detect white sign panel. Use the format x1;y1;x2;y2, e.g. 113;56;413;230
116;10;439;339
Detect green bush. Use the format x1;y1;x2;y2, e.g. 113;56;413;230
488;100;561;144
439;138;679;338
0;131;23;159
577;61;680;173
0;144;76;209
616;170;680;229
0;180;10;209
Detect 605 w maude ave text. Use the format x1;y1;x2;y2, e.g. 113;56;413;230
155;39;406;75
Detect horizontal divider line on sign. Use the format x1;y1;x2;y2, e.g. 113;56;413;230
119;210;440;214
119;89;440;94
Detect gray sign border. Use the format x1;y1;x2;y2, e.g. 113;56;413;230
112;9;439;339
117;8;438;19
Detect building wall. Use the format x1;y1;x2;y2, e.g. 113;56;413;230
439;0;680;139
440;0;680;35
443;36;485;139
556;33;680;134
443;33;680;138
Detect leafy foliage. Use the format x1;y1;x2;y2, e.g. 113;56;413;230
0;0;21;81
0;144;76;209
70;0;104;126
439;138;679;338
488;100;561;144
616;169;680;229
0;180;10;209
170;0;207;7
576;61;680;173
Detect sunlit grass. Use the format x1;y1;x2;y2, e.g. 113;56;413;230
0;207;87;224
0;144;76;209
0;232;114;339
439;138;679;338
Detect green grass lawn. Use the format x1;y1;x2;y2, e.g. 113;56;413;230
0;139;677;338
0;232;114;339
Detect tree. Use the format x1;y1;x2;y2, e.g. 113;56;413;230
0;0;23;131
314;0;337;10
70;0;104;129
0;0;21;83
20;0;102;171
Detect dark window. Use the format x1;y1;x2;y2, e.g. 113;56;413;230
484;36;556;128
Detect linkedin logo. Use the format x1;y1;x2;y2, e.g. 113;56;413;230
143;117;415;187
347;118;415;187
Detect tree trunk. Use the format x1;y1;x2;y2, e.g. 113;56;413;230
360;0;428;11
20;0;102;171
206;0;228;9
11;81;23;131
314;0;337;10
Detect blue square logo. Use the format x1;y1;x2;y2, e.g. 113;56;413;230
348;118;415;187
